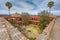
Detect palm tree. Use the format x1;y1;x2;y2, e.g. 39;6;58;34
6;2;12;16
48;1;54;14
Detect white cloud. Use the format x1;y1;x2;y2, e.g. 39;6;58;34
0;10;8;14
15;1;35;11
52;10;60;16
0;0;60;15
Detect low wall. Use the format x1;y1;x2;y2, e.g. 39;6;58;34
36;17;56;40
43;18;56;40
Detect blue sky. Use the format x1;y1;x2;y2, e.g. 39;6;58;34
0;0;60;15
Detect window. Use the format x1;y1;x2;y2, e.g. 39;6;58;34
19;18;22;21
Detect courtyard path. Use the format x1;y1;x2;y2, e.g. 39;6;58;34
49;17;60;40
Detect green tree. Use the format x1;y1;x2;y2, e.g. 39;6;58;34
38;10;50;17
48;1;54;14
6;2;12;16
21;12;30;25
38;10;50;30
8;20;17;25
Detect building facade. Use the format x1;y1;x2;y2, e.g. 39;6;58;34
4;13;54;25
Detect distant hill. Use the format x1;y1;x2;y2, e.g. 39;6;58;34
0;14;9;17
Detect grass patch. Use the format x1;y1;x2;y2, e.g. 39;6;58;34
25;24;42;38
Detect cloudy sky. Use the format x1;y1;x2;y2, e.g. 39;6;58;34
0;0;60;15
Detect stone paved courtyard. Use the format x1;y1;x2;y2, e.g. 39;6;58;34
0;17;28;40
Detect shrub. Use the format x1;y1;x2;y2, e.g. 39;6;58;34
8;19;18;24
29;38;36;40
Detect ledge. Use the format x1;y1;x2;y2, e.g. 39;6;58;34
36;17;56;40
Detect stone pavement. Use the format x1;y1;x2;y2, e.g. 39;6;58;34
49;17;60;40
0;17;28;40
